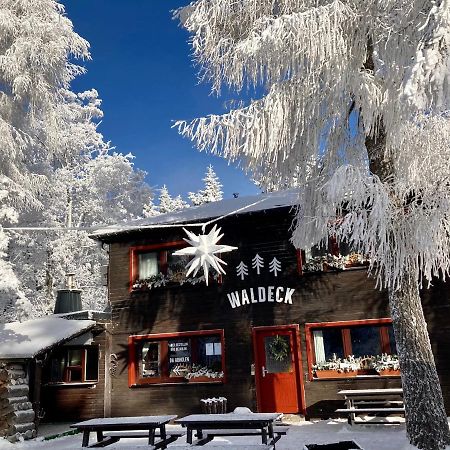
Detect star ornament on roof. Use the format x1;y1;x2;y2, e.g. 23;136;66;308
173;225;237;285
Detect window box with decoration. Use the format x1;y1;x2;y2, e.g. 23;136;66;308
128;330;225;386
130;242;220;290
306;319;400;380
299;237;370;274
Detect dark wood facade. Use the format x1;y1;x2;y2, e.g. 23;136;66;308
102;207;450;419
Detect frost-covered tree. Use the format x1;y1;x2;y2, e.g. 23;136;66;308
188;165;223;205
175;1;450;448
143;199;160;218
0;0;90;318
158;185;189;214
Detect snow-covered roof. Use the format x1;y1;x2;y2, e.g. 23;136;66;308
91;189;300;240
0;317;96;359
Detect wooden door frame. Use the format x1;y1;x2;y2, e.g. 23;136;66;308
252;324;306;415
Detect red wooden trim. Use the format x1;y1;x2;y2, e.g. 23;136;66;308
304;324;314;382
129;240;186;292
305;318;392;329
379;326;392;354
304;318;394;380
342;329;352;356
128;329;226;386
128;336;137;386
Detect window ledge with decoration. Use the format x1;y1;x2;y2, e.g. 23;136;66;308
132;265;220;290
312;353;400;379
303;252;370;273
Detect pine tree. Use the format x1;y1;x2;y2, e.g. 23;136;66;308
158;185;189;213
175;1;450;448
188;165;223;206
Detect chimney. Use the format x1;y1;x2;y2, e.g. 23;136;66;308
54;273;83;314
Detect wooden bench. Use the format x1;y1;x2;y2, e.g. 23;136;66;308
104;429;185;440
176;413;284;447
337;389;405;425
174;446;274;450
70;415;179;448
197;425;288;444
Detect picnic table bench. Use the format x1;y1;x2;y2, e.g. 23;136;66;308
336;388;405;425
174;446;274;450
176;413;286;447
70;415;180;448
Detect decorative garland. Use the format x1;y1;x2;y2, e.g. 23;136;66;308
268;335;290;361
303;253;369;273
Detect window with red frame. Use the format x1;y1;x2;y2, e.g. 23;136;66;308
305;319;398;379
130;242;190;288
129;330;225;386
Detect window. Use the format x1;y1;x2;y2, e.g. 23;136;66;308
130;241;220;289
128;330;225;386
298;237;369;274
130;241;191;289
305;319;398;379
48;346;99;383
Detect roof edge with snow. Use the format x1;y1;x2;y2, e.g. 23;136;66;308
91;189;300;241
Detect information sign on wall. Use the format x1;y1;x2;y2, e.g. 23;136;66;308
168;339;191;376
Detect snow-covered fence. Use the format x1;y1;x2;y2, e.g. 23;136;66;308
0;362;36;442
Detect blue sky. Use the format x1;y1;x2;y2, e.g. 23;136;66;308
62;0;259;200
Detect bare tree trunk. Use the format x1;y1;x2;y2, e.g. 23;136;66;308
389;270;450;450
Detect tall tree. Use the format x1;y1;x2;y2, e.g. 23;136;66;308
175;1;450;449
188;165;223;205
0;0;90;317
5;89;152;318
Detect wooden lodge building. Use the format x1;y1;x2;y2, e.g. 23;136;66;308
89;189;450;420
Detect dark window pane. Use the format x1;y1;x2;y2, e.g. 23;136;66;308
197;336;223;372
67;367;82;382
50;354;65;382
67;349;82;366
388;325;397;354
350;326;381;357
313;328;344;363
168;339;191;377
141;342;161;378
85;348;99;381
264;335;292;373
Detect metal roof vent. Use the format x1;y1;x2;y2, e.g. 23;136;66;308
54;273;82;314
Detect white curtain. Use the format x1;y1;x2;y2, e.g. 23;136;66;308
139;252;158;279
313;330;326;364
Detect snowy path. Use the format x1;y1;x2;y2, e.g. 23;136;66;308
1;419;446;450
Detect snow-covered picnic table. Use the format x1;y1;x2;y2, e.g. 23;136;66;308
336;388;404;425
70;415;181;448
175;412;286;447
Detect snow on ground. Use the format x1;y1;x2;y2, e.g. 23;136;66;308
2;419;449;450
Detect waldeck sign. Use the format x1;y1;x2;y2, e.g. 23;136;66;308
227;286;295;309
227;253;295;309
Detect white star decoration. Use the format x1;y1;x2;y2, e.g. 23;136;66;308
173;225;237;285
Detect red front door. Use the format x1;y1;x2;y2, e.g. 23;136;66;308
253;326;303;413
